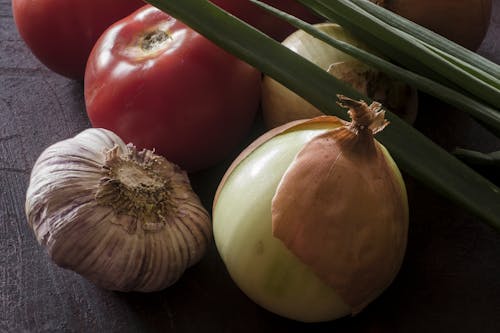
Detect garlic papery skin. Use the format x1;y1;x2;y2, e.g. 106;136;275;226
25;128;211;292
261;23;418;129
213;97;408;322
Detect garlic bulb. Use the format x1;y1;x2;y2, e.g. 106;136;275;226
25;128;211;292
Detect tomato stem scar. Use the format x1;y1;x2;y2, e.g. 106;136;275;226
141;30;170;51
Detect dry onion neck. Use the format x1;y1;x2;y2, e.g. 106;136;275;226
335;95;389;158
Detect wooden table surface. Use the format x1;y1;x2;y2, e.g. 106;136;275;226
1;1;500;332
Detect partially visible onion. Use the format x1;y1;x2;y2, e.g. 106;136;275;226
373;0;492;50
261;23;418;129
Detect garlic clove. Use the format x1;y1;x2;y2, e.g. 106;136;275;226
26;128;211;292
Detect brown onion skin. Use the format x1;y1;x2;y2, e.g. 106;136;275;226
378;0;492;50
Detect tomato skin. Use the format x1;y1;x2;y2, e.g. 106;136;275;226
211;0;321;41
85;5;261;173
12;0;144;80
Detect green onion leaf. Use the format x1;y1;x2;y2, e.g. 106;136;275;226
297;0;500;109
251;0;500;136
144;0;500;231
349;0;500;79
454;148;500;167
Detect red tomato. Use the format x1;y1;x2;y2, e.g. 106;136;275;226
12;0;144;80
211;0;321;41
85;5;261;172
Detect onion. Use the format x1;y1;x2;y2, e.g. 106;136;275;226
261;23;418;129
213;96;409;322
373;0;492;50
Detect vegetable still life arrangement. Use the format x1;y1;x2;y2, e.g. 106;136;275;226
84;5;262;172
14;0;499;325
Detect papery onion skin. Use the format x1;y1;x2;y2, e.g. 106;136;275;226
261;23;418;129
271;99;408;313
213;106;408;322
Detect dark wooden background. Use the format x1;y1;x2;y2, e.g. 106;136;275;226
1;1;500;332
